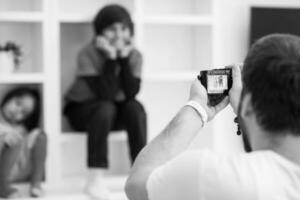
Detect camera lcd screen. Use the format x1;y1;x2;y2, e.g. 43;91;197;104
207;74;228;94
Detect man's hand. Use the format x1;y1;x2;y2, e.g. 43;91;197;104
189;79;229;121
95;36;117;59
228;64;243;114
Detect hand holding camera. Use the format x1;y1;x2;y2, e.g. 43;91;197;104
228;64;243;114
189;78;229;122
198;68;233;106
190;64;243;121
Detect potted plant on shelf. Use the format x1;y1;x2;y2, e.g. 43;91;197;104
0;42;22;73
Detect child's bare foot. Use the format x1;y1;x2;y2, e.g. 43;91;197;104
30;183;44;198
84;169;111;200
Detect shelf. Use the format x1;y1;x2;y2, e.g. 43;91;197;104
0;73;45;84
58;0;134;20
60;13;139;24
0;22;43;73
59;13;93;23
0;0;216;186
61;132;127;144
0;0;42;12
143;0;212;16
143;71;199;81
249;0;300;8
59;13;213;25
0;12;44;22
143;15;213;25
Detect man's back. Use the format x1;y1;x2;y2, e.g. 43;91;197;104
147;150;300;200
125;34;300;200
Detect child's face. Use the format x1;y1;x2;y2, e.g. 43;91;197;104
102;22;131;49
3;95;35;124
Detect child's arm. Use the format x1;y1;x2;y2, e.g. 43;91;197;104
0;124;10;156
0;124;23;147
0;134;5;157
119;49;143;99
79;47;120;101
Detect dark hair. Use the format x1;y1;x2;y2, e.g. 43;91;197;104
243;34;300;135
1;87;41;132
93;4;134;36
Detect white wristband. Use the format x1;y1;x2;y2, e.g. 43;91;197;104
185;101;208;125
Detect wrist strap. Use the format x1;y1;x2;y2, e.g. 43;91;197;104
185;101;208;125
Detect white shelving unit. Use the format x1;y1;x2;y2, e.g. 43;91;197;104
0;12;44;22
0;0;42;12
0;0;217;187
143;15;213;25
0;73;45;84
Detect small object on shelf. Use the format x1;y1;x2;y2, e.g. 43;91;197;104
0;42;22;73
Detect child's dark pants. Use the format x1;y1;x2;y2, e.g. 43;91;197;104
65;99;147;168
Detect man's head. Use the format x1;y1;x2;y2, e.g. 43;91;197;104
239;34;300;151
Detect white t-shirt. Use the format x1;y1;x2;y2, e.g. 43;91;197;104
147;150;300;200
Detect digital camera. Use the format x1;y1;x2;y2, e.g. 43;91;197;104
197;68;232;106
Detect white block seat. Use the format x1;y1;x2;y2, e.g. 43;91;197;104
62;115;128;141
61;117;131;176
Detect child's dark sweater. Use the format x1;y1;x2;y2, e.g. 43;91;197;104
65;41;143;105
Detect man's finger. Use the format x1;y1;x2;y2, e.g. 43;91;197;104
214;96;229;113
238;62;244;71
232;64;241;78
230;64;242;90
225;64;241;79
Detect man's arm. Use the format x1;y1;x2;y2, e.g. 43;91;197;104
125;79;229;200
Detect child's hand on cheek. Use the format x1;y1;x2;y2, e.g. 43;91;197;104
118;39;134;58
4;129;23;147
114;39;126;51
96;36;117;60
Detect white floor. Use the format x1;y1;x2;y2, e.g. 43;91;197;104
4;175;128;200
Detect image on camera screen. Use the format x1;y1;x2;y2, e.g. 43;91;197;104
207;75;228;94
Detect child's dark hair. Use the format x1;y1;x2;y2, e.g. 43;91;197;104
93;4;134;36
243;34;300;135
1;87;41;131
